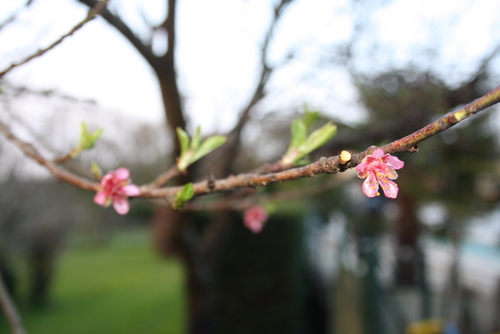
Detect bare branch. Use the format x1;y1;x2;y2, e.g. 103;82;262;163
1;84;499;208
0;120;99;192
232;0;292;135
77;0;157;68
145;165;182;188
381;85;500;154
184;177;341;212
214;0;295;177
0;273;26;334
139;85;500;202
0;0;108;78
0;0;34;33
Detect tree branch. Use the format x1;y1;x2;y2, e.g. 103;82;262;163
77;0;157;66
380;84;500;153
233;0;291;136
0;0;34;33
139;85;500;202
0;0;109;78
0;273;26;334
1;85;499;207
0;120;99;192
183;177;341;212
214;0;294;177
145;164;182;188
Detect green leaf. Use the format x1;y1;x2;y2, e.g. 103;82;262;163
190;126;202;150
176;127;190;156
173;183;195;210
82;128;103;150
299;122;337;155
177;152;192;172
302;108;320;130
91;161;102;180
289;119;307;150
71;122;103;158
190;136;226;164
88;128;104;147
79;122;89;145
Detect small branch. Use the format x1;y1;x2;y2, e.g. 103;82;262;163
214;0;294;178
0;120;99;192
380;85;500;153
145;165;182;188
0;0;34;33
1;84;499;206
140;85;500;201
0;0;109;77
77;0;157;67
52;153;73;165
232;0;291;135
0;273;26;334
1;92;95;177
184;177;341;212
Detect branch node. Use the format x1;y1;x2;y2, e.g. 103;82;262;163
207;174;216;191
408;145;419;153
339;150;352;164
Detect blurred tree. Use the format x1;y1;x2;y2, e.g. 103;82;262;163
321;66;500;332
74;1;301;332
353;67;499;286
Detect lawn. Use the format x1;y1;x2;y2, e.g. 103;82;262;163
0;228;186;334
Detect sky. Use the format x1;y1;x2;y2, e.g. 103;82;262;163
1;0;500;134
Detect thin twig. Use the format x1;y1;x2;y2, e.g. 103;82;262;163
0;273;26;334
0;0;109;77
139;85;500;202
0;120;99;192
184;177;342;212
0;0;34;33
214;0;294;177
380;84;500;153
1;85;499;204
145;165;182;188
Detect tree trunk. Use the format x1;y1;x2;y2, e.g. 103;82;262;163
394;192;420;287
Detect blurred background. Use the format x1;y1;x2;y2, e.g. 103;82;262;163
1;0;500;333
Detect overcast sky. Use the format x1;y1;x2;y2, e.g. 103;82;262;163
1;0;500;133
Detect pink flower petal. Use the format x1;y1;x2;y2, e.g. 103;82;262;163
113;197;130;215
384;156;404;169
371;148;385;158
123;184;141;196
94;167;139;214
356;161;368;173
356;149;404;199
362;174;379;198
114;167;130;180
101;173;113;184
246;220;265;234
94;191;107;205
244;206;268;234
379;178;399;198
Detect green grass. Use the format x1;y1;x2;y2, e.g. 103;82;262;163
0;229;186;334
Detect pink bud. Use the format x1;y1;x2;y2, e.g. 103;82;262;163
243;206;269;234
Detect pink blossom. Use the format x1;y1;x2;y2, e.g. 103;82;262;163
356;148;404;199
94;167;140;215
243;206;269;234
